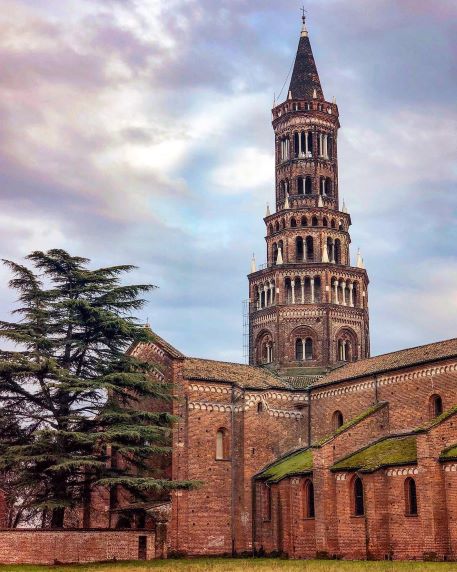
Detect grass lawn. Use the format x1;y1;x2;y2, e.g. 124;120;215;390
0;559;456;572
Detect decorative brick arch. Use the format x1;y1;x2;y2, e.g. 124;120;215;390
335;327;358;362
290;325;317;362
255;329;274;365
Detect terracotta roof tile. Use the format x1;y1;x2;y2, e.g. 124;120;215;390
316;338;457;387
183;358;290;390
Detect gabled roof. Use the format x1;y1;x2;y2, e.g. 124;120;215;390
183;358;290;390
288;26;324;100
331;435;417;473
316;338;457;387
148;329;184;359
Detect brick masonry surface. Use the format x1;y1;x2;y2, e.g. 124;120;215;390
0;530;155;564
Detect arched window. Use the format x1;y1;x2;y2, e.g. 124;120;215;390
272;243;278;265
216;428;229;460
325;177;333;196
332;410;344;431
301;216;308;227
334;239;342;264
323;217;328;227
405;478;418;516
297;176;304;195
281;218;286;229
429;394;443;418
336;329;357;362
257;401;264;413
296;237;304;261
303;480;315;518
312;216;318;227
306;236;314;261
295;338;304;361
353;477;364;516
274;221;279;232
305;338;313;360
331;219;336;229
305;177;313;195
290;217;297;228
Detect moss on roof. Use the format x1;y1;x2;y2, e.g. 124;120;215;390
257;448;313;483
316;402;388;447
414;404;457;433
440;444;457;461
332;435;417;473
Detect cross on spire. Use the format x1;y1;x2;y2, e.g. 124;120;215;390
301;6;307;24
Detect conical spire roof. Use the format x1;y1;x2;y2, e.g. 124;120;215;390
288;18;324;100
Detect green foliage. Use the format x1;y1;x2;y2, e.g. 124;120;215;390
0;249;193;528
331;435;417;472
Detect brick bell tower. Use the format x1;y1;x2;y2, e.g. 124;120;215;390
248;15;370;384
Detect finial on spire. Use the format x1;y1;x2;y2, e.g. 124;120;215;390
301;6;308;37
266;203;271;217
284;194;290;210
342;199;348;214
356;248;364;269
276;247;284;265
318;195;324;208
251;254;257;273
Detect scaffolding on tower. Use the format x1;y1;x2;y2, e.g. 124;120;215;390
242;299;250;364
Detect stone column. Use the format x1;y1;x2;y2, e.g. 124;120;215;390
324;134;328;158
291;280;295;304
341;281;346;306
334;280;339;304
298;131;302;156
349;283;354;307
301;279;305;303
311;278;315;303
305;131;309;155
322;178;326;195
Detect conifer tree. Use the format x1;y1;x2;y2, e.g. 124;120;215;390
0;249;192;528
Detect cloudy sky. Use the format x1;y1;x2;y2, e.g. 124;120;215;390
0;0;456;362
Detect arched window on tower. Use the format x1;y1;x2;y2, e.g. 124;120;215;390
274;221;279;233
353;477;365;516
405;478;418;516
307;132;313;156
303;480;315;518
290;217;297;228
325;177;333;197
323;217;328;227
268;224;273;235
272;243;278;265
335;239;342;264
297;177;304;195
332;410;344;431
312;216;318;227
306;236;314;261
301;216;308;227
305;338;313;360
305;177;313;195
295;338;304;361
429;394;443;418
296;237;304;261
216;428;229;460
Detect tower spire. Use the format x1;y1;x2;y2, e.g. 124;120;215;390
288;11;324;100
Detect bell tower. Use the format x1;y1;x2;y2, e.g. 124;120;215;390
248;16;370;384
